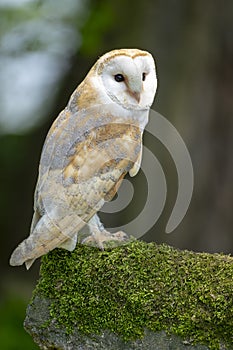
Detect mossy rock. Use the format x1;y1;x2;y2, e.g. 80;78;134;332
25;240;233;349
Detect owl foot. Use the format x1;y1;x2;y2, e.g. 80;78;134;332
81;214;134;249
81;229;131;250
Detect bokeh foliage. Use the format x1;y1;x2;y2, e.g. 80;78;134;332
0;296;38;349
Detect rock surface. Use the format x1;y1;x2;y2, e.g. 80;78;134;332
25;296;210;350
24;241;233;349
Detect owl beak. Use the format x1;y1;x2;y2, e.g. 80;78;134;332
131;91;141;103
127;89;141;103
126;77;142;103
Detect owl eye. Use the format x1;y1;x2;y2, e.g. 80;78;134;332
142;72;146;81
114;74;125;82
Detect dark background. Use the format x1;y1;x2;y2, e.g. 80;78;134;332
0;1;232;349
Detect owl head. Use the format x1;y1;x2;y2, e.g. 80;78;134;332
88;48;157;110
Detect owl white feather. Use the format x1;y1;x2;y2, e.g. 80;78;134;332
10;48;157;269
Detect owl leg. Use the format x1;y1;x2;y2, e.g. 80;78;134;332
82;214;129;249
89;214;106;232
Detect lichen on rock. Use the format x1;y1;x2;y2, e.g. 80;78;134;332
25;240;233;349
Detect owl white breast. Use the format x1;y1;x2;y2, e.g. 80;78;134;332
10;48;157;269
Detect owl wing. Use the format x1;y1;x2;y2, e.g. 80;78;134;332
35;105;142;234
10;105;142;268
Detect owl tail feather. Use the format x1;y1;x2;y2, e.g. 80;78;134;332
9;239;36;269
10;214;84;269
25;259;35;270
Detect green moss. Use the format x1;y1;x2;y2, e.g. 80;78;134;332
34;240;233;350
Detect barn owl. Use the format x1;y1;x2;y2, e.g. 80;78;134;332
10;48;157;269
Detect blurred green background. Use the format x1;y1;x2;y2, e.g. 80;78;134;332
0;0;232;349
